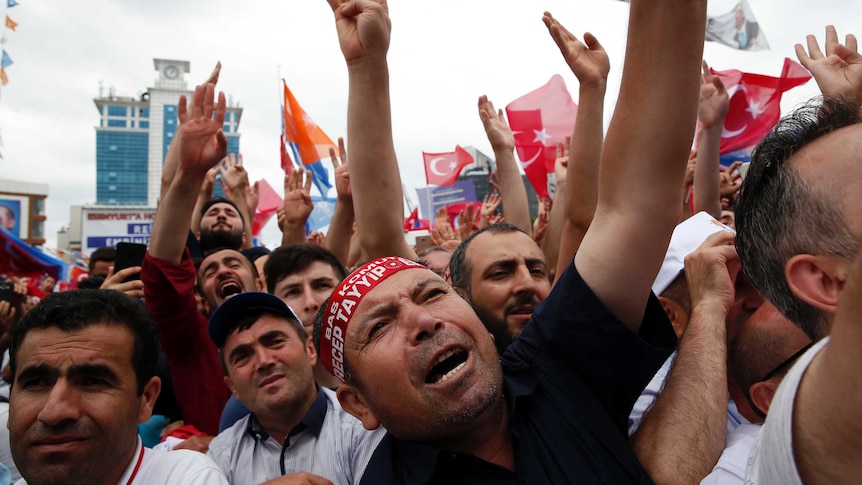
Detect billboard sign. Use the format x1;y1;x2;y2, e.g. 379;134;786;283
81;208;157;254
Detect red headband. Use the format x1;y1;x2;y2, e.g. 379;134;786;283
319;256;426;382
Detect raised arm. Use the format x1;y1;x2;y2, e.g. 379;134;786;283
324;137;356;266
149;84;227;264
693;61;728;220
477;96;532;235
572;0;707;329
328;0;414;260
542;13;609;283
632;231;736;485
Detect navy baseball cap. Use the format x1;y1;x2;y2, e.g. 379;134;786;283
208;292;301;348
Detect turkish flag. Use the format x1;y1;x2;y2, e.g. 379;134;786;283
506;75;578;198
251;179;284;236
423;145;475;186
712;58;810;154
404;207;431;231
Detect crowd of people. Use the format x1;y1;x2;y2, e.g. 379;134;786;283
0;0;860;483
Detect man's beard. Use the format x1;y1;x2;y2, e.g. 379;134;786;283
472;304;515;357
200;227;244;252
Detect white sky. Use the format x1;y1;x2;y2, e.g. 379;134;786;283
0;0;859;248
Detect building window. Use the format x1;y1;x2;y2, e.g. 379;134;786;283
139;121;149;129
108;106;127;117
107;119;126;128
140;108;150;118
31;220;44;239
33;198;45;216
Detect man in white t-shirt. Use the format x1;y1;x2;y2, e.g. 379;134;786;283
7;290;227;485
734;26;862;485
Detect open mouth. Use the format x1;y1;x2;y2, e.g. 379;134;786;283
425;348;468;384
508;305;535;317
217;281;242;299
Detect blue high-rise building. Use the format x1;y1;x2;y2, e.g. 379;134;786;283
94;59;242;206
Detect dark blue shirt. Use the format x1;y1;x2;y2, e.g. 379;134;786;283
360;263;677;484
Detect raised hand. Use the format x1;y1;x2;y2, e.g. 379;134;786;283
246;181;260;217
457;204;477;240
177;83;227;176
796;25;862;105
478;96;515;152
533;199;550;246
698;61;729;129
100;266;145;299
554;136;571;187
327;0;391;63
543;12;610;91
479;193;502;228
282;167;314;227
330;137;352;201
719;161;743;198
218;153;250;195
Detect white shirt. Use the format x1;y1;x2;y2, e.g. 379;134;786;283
629;352;749;436
745;337;829;485
701;423;761;484
208;386;385;485
15;436;228;485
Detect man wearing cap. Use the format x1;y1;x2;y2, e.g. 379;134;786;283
628;213;764;484
142;82;262;436
206;292;384;485
315;0;705;480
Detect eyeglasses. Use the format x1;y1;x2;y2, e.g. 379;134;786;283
759;342;814;383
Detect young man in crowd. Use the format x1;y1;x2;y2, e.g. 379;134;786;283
207;292;384;484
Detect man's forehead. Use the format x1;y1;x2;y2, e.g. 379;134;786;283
206;202;237;214
467;231;544;262
792;124;862;174
202;248;247;266
16;325;133;369
347;269;442;325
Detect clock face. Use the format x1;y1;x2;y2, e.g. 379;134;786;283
164;65;180;80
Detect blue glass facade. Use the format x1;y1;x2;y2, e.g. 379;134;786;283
96;131;148;205
96;91;240;206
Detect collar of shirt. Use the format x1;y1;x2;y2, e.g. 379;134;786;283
244;385;328;443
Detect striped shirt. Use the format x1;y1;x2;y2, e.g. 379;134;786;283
208;386;385;485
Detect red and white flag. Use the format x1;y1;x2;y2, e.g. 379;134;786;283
251;179;283;236
506;75;578;198
423;145;474;186
712;58;811;154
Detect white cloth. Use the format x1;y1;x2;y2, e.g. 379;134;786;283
628;352;749;436
15;436;227;485
207;386;385;485
701;423;761;484
745;337;829;485
0;403;19;482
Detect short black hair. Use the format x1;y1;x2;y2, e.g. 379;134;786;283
10;289;161;395
736;96;862;340
449;222;526;292
200;196;243;221
88;247;117;273
264;243;347;293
